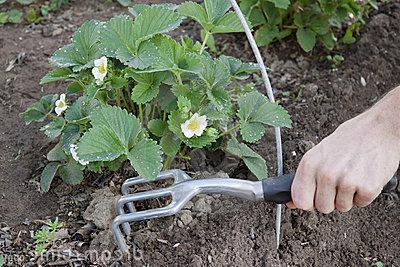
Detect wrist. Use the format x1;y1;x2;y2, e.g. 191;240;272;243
369;86;400;146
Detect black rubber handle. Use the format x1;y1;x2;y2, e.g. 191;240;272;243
262;174;398;204
262;174;294;204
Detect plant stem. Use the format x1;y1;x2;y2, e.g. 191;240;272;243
200;31;210;54
175;71;183;85
125;88;136;114
219;124;240;138
116;89;121;107
121;89;130;111
163;156;175;170
138;104;143;123
163;111;167;122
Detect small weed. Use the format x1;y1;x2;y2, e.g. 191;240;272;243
326;54;345;70
33;218;62;253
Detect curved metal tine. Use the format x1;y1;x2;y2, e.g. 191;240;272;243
120;170;175;214
117;187;173;236
113;202;180;253
121;170;192;213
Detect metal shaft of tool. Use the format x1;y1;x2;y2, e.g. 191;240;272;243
229;0;285;249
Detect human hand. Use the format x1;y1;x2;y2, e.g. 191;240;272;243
288;87;400;213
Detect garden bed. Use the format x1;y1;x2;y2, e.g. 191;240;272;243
0;0;399;266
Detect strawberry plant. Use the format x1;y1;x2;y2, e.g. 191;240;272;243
239;0;380;52
21;0;292;192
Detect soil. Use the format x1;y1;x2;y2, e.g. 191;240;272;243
0;0;399;266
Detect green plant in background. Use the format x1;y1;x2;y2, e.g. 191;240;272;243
0;8;22;25
0;0;69;26
239;0;380;52
21;0;292;192
0;255;4;267
33;218;62;253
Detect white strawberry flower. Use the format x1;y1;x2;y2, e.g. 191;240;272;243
69;144;89;166
55;93;68;116
181;113;207;139
92;56;108;85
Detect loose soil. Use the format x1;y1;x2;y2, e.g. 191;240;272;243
0;0;399;266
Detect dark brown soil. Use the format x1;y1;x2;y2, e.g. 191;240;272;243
0;0;399;266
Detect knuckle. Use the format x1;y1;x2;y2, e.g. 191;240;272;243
300;153;316;170
319;168;338;185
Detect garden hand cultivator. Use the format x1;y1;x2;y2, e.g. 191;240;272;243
112;169;294;253
112;170;398;252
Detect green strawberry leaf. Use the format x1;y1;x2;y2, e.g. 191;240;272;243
226;138;267;180
127;139;163;180
197;57;230;89
40;68;76;84
129;3;177;17
51;20;102;72
238;91;291;142
177;1;209;30
133;6;183;43
212;11;247;34
129;72;166;104
255;25;280;46
47;143;66;162
267;0;290;9
40;162;62;193
40;117;65;140
77;106;141;162
204;0;231;23
148;119;167;137
59;160;85;185
60;123;80;152
239;121;265;143
20;94;58;125
160;130;182;157
219;55;259;80
296;28;316;52
64;96;99;123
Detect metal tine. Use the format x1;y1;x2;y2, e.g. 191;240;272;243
120;169;192;214
117;187;173;236
113;200;181;253
115;170;193;246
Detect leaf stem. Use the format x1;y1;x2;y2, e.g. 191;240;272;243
116;89;121;107
219;124;240;138
163;156;175;170
175;71;183;85
120;89;130;112
138;104;143;123
200;31;211;54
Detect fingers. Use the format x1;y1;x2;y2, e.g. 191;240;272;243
353;186;381;207
314;173;337;214
286;201;296;209
291;153;317;211
335;181;356;212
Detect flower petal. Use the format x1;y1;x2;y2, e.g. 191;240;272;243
55;107;63;116
92;67;101;79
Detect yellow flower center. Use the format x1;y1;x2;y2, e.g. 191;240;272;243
98;63;106;74
187;119;200;132
58;101;66;108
